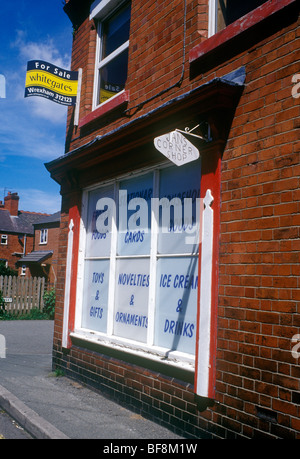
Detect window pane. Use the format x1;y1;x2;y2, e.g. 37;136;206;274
158;162;201;255
40;229;47;243
99;48;129;104
117;173;153;256
217;0;268;31
154;257;198;355
1;235;7;244
81;163;200;358
81;259;110;333
101;2;131;59
85;186;115;258
113;258;150;343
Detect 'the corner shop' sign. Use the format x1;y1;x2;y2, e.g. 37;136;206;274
154;130;199;166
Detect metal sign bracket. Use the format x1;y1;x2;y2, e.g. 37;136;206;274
175;122;212;142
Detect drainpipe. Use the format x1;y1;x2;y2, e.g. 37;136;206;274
23;234;27;255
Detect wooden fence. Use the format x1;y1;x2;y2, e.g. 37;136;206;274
0;276;46;316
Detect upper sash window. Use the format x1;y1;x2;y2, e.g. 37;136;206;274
93;1;131;108
209;0;268;36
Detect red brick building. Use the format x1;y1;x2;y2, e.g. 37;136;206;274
0;192;46;273
19;212;61;285
0;192;60;284
46;0;300;438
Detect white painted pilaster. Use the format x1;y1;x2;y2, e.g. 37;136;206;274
195;189;214;397
62;219;74;349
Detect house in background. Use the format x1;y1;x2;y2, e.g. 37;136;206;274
0;191;60;284
18;211;60;285
0;192;48;273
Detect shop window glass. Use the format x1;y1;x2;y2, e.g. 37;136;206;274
117;173;153;257
79;162;201;357
114;257;150;343
158;165;200;255
154;256;198;355
81;185;114;333
81;259;110;333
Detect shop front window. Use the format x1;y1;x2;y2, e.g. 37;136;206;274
77;162;201;358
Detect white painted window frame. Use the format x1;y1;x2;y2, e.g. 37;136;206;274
40;228;48;245
91;0;130;110
208;0;270;37
73;164;200;370
0;234;7;245
208;0;218;37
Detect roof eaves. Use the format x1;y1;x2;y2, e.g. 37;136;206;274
45;67;245;181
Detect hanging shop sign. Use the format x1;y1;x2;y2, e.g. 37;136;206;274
24;60;78;106
154;130;199;166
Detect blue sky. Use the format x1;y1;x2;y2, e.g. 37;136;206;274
0;1;74;214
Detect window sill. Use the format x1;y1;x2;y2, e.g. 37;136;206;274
189;0;298;70
79;90;130;129
70;329;195;382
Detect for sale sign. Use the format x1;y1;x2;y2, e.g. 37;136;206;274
25;60;78;106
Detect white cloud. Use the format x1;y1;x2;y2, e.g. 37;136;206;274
13;30;71;69
27;95;68;124
18;188;61;214
11;30;71;123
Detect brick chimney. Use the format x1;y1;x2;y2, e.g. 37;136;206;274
4;192;19;216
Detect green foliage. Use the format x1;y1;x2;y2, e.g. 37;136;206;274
0;290;4;316
6;289;57;320
0;290;12;320
0;261;17;277
0;288;56;321
19;308;49;320
0;307;51;321
54;368;64;377
43;289;56;319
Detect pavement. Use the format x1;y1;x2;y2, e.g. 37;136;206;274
0;320;186;440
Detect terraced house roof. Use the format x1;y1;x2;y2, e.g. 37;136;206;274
0;209;50;235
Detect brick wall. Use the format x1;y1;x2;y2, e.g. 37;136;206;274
0;232;34;271
216;27;300;438
53;0;300;439
4;192;19;217
54;205;70;348
32;226;60;284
